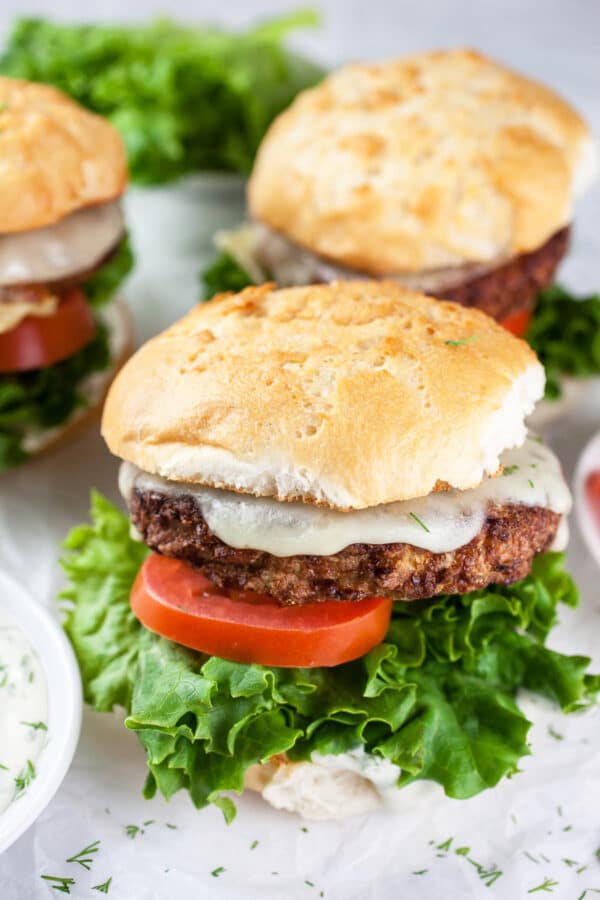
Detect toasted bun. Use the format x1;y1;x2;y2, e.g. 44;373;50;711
102;281;544;509
17;298;133;464
0;77;127;234
248;49;597;275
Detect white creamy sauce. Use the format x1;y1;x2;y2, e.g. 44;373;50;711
0;609;48;814
253;748;401;819
0;201;124;286
220;223;498;293
120;437;571;558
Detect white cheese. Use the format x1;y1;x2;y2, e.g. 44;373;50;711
0;200;124;287
120;436;571;558
221;222;499;292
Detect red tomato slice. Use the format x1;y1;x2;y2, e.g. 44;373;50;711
499;309;532;339
585;471;600;533
131;553;392;668
0;288;96;373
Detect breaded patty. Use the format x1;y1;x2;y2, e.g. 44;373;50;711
439;227;569;320
129;490;560;606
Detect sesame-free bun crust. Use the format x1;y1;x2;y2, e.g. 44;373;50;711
102;282;544;509
248;50;597;275
0;77;127;234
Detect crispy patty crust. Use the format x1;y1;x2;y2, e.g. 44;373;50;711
438;227;570;320
129;490;560;606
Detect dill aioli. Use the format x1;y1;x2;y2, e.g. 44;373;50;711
0;608;48;814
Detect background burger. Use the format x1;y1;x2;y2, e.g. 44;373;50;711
0;77;133;471
204;49;599;399
63;281;598;821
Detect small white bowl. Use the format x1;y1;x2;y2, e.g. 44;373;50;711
574;429;600;568
0;572;82;854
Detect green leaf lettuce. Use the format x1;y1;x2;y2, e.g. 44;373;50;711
61;494;599;821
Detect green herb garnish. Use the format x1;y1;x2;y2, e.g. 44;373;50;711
14;760;35;797
528;879;559;894
409;511;431;533
40;875;76;894
66;839;100;870
20;720;47;731
445;336;480;347
503;465;520;476
92;877;112;894
211;867;225;878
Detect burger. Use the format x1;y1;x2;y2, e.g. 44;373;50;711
62;281;597;821
0;77;133;471
203;50;598;395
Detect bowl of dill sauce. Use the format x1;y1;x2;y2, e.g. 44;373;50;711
0;572;81;854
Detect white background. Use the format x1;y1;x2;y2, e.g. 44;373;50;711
1;2;600;898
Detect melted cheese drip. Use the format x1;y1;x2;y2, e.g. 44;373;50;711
120;437;571;558
0;200;124;287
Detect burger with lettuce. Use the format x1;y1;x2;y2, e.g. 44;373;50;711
0;77;133;471
63;281;598;820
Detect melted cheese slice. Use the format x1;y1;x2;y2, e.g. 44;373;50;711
0;200;124;287
218;223;499;292
0;294;59;335
120;437;571;557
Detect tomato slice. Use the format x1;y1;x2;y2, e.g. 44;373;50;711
499;309;532;339
586;471;600;534
0;288;96;373
131;553;392;668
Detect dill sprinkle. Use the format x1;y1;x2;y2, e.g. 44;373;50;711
211;867;225;878
528;878;559;893
14;759;35;797
20;720;47;731
445;336;480;347
66;839;100;870
409;512;430;533
92;877;112;894
250;840;259;850
40;875;76;894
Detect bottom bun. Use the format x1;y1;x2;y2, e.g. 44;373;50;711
244;751;400;820
20;296;133;460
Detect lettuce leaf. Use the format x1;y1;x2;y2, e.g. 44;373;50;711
201;253;254;301
0;14;325;184
0;240;133;470
84;236;134;308
527;285;600;399
61;494;599;821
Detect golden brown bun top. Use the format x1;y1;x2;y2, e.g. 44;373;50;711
102;281;544;510
0;77;128;234
248;49;596;275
